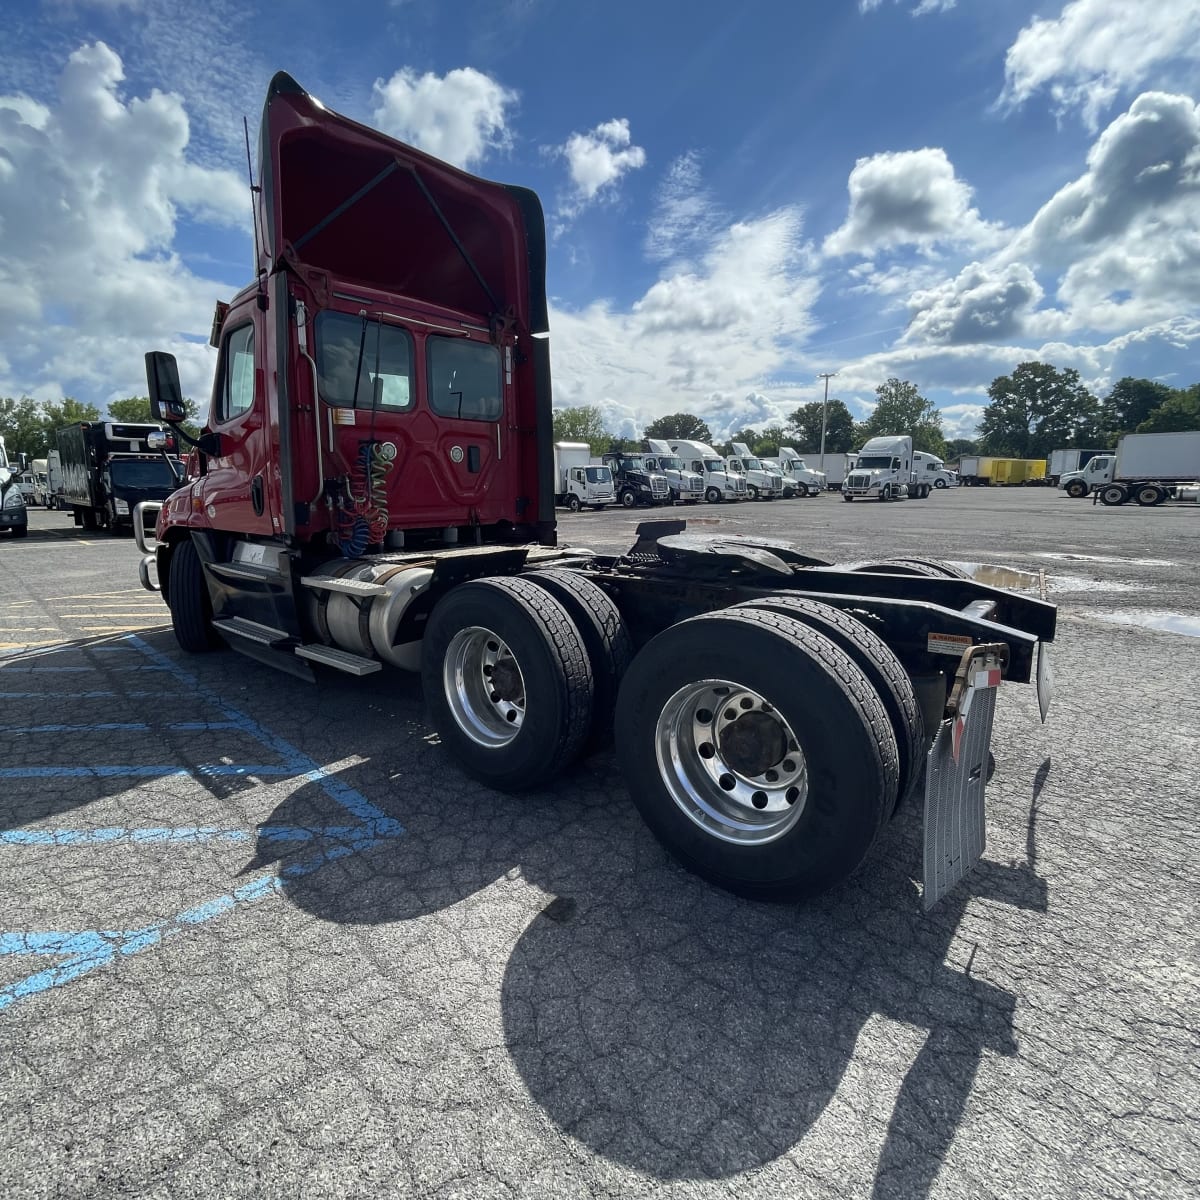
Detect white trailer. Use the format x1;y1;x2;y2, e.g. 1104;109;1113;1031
669;439;745;502
1080;431;1200;506
553;442;615;511
804;451;853;488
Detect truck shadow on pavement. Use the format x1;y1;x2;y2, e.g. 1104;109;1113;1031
256;753;1051;1196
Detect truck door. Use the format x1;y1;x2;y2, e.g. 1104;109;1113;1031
202;306;277;537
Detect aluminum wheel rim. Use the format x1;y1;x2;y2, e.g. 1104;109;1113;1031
444;626;526;747
654;679;808;845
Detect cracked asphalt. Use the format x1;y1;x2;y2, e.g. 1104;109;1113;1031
1;490;1197;1199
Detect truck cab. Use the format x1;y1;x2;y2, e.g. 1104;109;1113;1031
727;443;783;500
771;447;826;496
842;435;922;501
552;442;614;511
644;438;703;504
601;452;671;508
1060;455;1113;496
0;436;29;538
912;451;955;490
669;439;744;502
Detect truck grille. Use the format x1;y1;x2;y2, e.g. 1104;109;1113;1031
847;473;870;489
733;478;747;493
651;478;669;497
768;477;783;493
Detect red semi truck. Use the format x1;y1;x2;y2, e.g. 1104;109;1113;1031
135;74;1057;908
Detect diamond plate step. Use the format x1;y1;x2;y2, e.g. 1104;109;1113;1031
300;576;388;596
213;617;290;647
294;644;381;675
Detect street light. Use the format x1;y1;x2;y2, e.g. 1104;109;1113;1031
816;372;837;461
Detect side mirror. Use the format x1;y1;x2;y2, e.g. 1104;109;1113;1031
145;351;188;424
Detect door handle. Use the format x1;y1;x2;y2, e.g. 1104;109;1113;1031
251;475;264;516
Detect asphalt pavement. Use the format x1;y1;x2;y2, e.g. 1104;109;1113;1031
1;490;1197;1199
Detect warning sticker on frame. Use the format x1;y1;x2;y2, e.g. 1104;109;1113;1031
928;632;974;656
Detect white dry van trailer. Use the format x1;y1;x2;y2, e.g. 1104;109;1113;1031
553;442;615;511
1078;431;1200;506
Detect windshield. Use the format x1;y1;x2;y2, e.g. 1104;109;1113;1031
584;466;611;483
765;465;782;475
110;459;180;488
855;455;895;470
617;457;645;471
656;456;683;470
703;459;723;472
743;457;762;470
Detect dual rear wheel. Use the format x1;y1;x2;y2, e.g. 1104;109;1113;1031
424;578;918;902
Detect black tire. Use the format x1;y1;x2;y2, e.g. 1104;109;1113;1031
167;538;219;653
1135;485;1164;507
1065;479;1088;498
620;489;637;509
735;596;924;811
878;485;889;502
10;524;28;539
934;479;947;489
525;568;633;751
422;577;594;792
81;507;98;531
855;557;972;581
614;608;898;902
843;494;853;502
1099;484;1127;506
566;494;582;512
705;487;721;504
747;485;760;500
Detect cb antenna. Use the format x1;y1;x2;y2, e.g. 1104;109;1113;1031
243;116;266;291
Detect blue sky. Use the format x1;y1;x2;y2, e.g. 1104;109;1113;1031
2;0;1199;440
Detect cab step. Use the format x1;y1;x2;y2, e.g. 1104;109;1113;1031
300;576;388;597
294;644;381;675
213;617;290;647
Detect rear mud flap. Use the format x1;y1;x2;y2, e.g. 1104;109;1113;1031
922;648;1003;910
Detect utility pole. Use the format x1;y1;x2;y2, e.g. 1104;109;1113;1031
816;372;837;461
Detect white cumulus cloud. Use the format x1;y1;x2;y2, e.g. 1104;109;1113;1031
1000;0;1200;129
371;67;517;169
0;42;248;408
552;117;645;224
824;148;1003;258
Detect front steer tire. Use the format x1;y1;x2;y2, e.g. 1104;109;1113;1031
167;538;220;653
614;608;898;902
422;577;594;792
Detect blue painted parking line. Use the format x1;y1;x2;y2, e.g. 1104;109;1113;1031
0;721;242;734
0;633;406;1013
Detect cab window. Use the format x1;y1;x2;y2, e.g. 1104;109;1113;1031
218;324;255;422
427;336;502;421
316;312;414;411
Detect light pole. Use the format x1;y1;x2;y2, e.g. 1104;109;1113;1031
816;372;837;461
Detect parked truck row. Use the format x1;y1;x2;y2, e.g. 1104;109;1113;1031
1057;432;1200;505
130;73;1057;910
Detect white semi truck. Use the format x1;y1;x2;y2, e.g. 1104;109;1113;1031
728;443;784;500
669;439;745;502
842;436;933;501
552;442;615;511
0;435;29;538
1060;431;1200;506
913;451;956;490
644;439;704;504
770;448;826;496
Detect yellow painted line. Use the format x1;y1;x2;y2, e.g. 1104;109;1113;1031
33;589;144;602
79;624;169;632
0;627;59;632
0;640;64;649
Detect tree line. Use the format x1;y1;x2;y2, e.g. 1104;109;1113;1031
0;395;202;458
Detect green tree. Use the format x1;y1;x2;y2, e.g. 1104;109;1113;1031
980;362;1102;458
1101;377;1175;435
756;424;788;456
108;396;154;422
1136;384;1200;433
786;400;856;454
643;412;713;444
945;437;979;460
0;397;50;458
552;405;613;455
42;397;102;432
859;378;946;457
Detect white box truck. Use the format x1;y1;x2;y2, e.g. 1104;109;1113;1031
1069;431;1200;506
553;442;616;511
669;439;745;501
